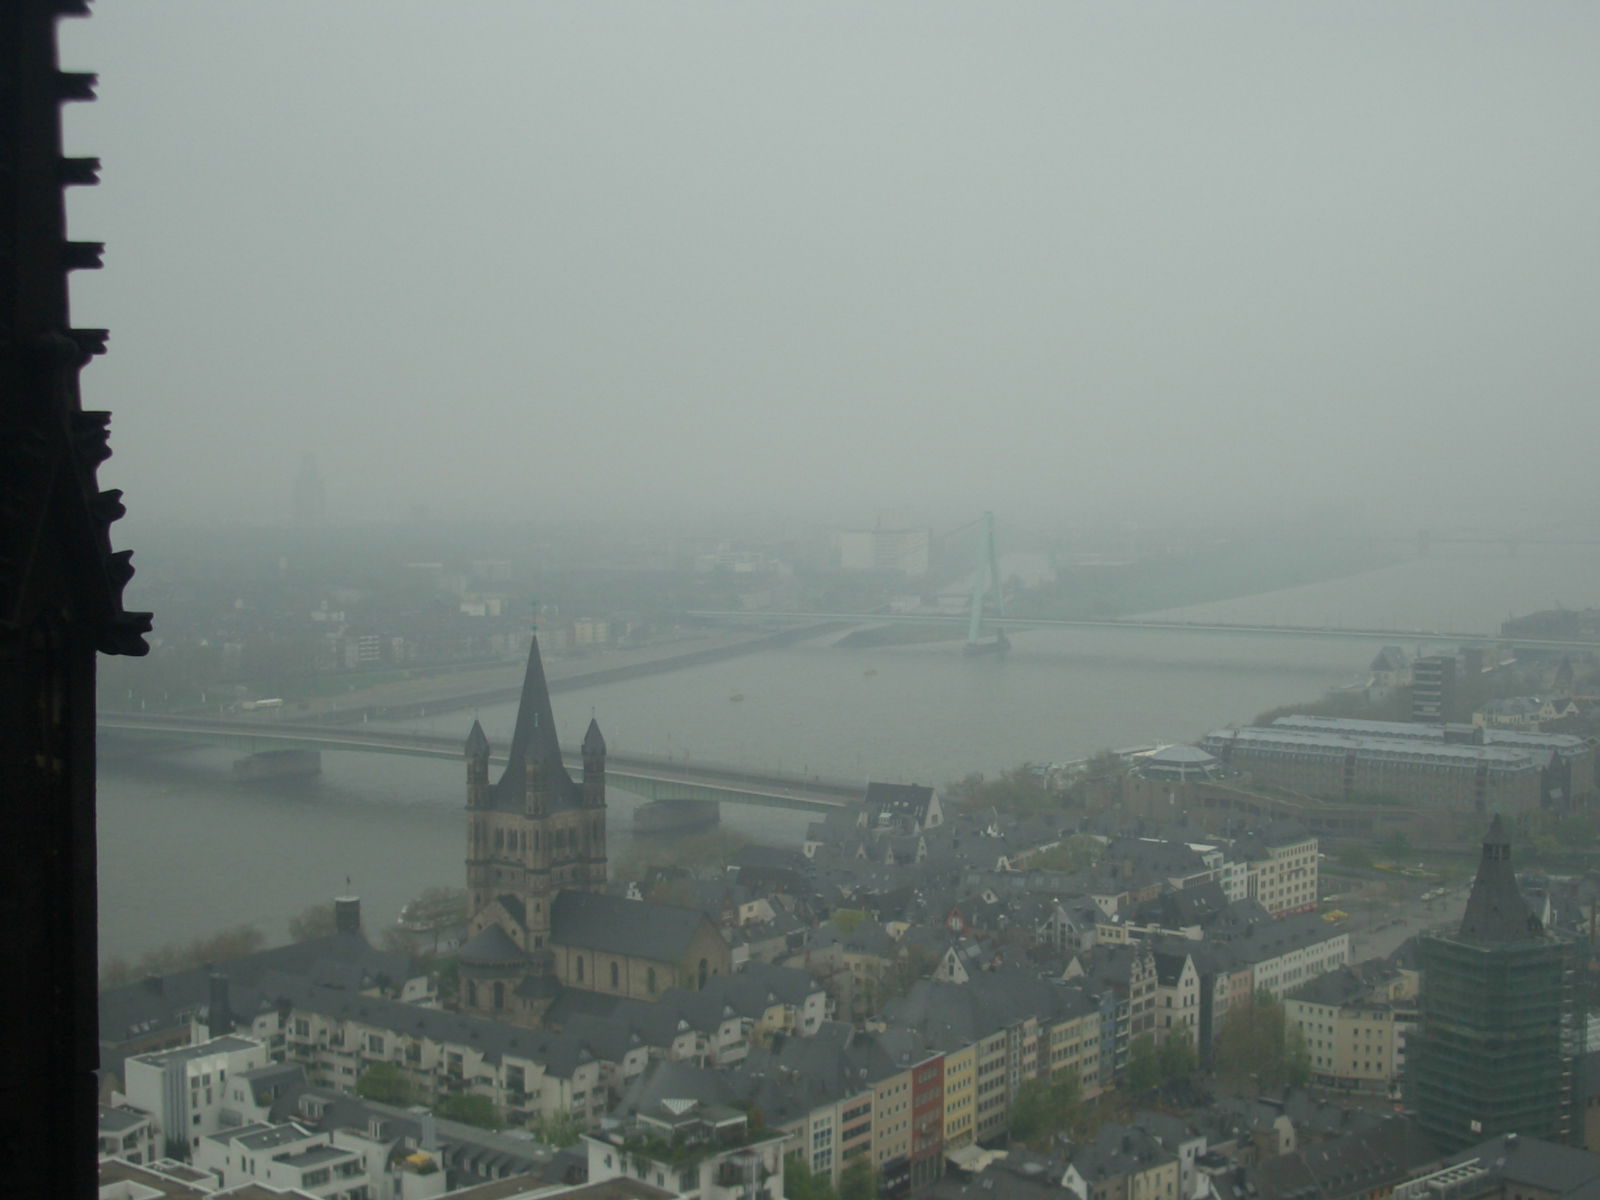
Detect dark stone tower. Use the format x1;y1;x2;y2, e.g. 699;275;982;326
457;637;607;1023
2;3;152;1190
582;717;608;887
1409;816;1583;1150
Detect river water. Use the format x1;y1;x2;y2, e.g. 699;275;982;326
98;545;1600;960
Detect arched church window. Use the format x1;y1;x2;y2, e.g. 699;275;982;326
647;968;657;995
493;982;504;1010
610;961;620;989
698;958;708;989
575;956;585;982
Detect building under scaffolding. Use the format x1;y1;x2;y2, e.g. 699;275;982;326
1407;816;1583;1151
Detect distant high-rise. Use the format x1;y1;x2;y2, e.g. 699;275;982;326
1407;816;1582;1150
291;453;325;526
1411;655;1457;722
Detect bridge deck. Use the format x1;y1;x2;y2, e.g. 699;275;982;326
687;610;1600;652
98;714;857;813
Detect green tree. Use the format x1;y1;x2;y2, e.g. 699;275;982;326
951;766;1058;818
838;1156;876;1200
435;1094;503;1130
1008;1068;1084;1150
832;908;869;935
1158;1026;1196;1081
530;1108;583;1148
1215;990;1302;1093
784;1155;841;1200
101;923;267;989
289;903;337;942
1125;1033;1160;1095
1008;1077;1056;1146
356;1062;412;1105
1027;834;1104;873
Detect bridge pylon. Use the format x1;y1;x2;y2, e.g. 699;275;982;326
965;511;1009;654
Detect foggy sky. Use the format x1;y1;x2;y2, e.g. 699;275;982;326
61;3;1600;534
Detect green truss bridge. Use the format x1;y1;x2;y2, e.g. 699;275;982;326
98;712;858;814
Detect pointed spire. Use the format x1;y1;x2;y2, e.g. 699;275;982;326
1457;815;1542;943
494;635;580;808
465;718;490;760
583;717;606;756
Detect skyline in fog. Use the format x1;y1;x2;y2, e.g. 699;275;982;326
62;2;1600;535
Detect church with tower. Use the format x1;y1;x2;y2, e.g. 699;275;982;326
456;637;730;1027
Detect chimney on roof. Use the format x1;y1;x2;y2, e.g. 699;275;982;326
335;895;361;935
208;972;234;1037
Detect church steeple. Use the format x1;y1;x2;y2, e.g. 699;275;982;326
492;635;581;812
464;719;490;809
1458;814;1543;943
582;717;606;810
462;632;609;1023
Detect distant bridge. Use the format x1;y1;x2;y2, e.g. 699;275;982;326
98;713;858;814
687;610;1600;653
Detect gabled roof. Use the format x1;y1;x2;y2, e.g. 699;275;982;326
864;782;936;820
552;892;718;962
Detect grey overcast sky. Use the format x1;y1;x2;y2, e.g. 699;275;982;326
61;3;1600;534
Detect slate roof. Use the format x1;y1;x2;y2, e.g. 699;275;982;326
98;1103;150;1133
612;1058;738;1118
1250;1114;1440;1200
1072;1123;1176;1183
491;636;583;812
255;971;594;1078
864;782;937;826
551;891;716;962
1453;1133;1600;1195
1456;815;1546;943
100;928;412;1055
459;923;529;966
263;1076;559;1187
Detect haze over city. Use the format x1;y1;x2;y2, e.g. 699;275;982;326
18;2;1600;1195
61;1;1600;533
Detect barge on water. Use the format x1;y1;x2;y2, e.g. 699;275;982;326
232;748;321;783
633;798;720;835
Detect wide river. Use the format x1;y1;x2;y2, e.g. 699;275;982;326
98;546;1600;960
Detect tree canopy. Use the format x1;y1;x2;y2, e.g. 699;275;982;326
356;1062;412;1105
289;903;337;942
434;1094;503;1130
100;923;266;990
1008;1069;1084;1150
1215;990;1310;1092
1158;1025;1197;1082
1125;1033;1160;1095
